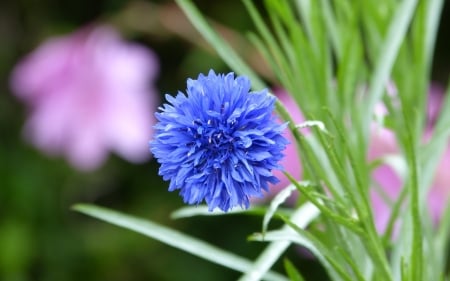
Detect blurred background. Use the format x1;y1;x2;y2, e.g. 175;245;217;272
0;0;448;280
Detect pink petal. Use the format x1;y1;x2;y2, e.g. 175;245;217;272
10;24;159;171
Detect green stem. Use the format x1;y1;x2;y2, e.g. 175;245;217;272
238;202;320;281
402;117;423;281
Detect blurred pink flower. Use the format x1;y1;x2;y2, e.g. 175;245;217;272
370;84;450;233
261;85;450;233
10;25;159;171
254;88;303;203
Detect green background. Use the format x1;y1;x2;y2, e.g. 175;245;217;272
0;0;448;280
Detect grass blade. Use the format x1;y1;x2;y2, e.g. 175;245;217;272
73;204;288;281
176;0;265;90
238;202;320;281
364;0;418;134
283;258;305;281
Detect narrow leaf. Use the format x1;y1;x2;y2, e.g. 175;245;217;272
283;258;305;281
171;205;294;220
238;202;320;281
262;183;299;234
250;229;347;281
364;0;418;135
176;0;265;90
73;204;288;281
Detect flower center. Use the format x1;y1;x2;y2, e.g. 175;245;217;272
205;121;234;150
189;118;236;169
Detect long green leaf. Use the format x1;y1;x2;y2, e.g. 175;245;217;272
176;0;265;90
424;0;444;68
73;204;288;281
171;205;294;220
262;183;299;234
250;229;346;281
436;199;450;275
420;82;450;191
364;0;418;137
320;0;341;60
238;202;320;281
283;258;305;281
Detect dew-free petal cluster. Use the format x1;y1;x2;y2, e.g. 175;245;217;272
10;25;159;171
251;88;304;206
151;70;288;212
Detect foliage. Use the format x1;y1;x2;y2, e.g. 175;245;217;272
2;0;450;280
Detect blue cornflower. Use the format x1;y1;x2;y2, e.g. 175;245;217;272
151;70;288;212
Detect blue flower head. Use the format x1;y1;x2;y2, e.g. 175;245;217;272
151;70;288;212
